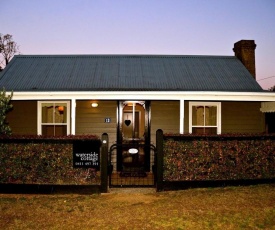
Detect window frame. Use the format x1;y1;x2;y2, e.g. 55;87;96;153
37;101;71;136
189;102;221;134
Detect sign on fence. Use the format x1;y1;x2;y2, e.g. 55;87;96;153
73;140;100;169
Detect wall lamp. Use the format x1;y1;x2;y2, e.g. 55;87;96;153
91;102;98;108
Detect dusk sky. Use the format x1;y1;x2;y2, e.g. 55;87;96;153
1;0;275;89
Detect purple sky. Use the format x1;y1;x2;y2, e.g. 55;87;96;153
1;0;275;89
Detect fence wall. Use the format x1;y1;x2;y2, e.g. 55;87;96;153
155;131;275;191
0;136;108;194
1;132;275;193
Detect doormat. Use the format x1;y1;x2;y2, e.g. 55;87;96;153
120;171;147;177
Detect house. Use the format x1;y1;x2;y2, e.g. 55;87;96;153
0;40;275;173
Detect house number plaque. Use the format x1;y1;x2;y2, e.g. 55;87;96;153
105;118;111;123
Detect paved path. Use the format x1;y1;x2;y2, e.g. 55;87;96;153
108;187;156;194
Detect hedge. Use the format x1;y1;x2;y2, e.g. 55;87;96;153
0;135;101;185
163;135;275;181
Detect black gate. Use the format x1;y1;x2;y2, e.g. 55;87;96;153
108;142;156;187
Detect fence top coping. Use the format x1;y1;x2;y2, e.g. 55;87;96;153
0;135;101;144
163;133;275;141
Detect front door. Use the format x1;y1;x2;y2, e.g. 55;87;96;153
117;101;151;172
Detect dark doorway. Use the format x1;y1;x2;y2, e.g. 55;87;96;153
266;113;275;133
117;101;151;172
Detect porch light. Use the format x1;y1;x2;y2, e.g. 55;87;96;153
91;102;98;108
127;103;135;107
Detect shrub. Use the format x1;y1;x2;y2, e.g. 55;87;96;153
0;89;13;135
0;135;101;185
163;134;275;181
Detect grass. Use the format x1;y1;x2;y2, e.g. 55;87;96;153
0;184;275;229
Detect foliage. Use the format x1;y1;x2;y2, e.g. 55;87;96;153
0;89;13;135
0;33;19;68
0;137;101;185
163;135;275;181
269;85;275;91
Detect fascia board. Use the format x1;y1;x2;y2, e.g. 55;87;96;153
7;91;275;102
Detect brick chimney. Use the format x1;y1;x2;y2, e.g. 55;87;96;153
233;40;257;78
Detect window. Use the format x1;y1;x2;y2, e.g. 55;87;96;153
189;102;221;134
38;101;70;136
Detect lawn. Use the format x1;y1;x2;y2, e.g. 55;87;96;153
0;184;275;229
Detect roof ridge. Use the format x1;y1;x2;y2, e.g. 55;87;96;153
14;54;235;59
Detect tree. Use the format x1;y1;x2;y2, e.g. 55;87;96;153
0;33;19;68
0;89;13;135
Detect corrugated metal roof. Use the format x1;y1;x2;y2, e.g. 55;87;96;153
0;55;263;92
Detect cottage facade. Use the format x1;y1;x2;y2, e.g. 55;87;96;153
1;40;275;172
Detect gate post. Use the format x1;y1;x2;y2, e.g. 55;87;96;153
101;133;109;193
156;129;164;192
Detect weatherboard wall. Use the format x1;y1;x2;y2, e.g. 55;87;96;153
75;100;117;145
221;101;264;133
6;100;265;138
151;101;181;145
7;101;37;135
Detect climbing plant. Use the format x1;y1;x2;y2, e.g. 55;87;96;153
0;88;13;135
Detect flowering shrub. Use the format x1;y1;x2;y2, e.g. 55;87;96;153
0;135;101;185
163;134;275;181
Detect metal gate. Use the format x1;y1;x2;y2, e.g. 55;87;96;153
108;142;156;187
